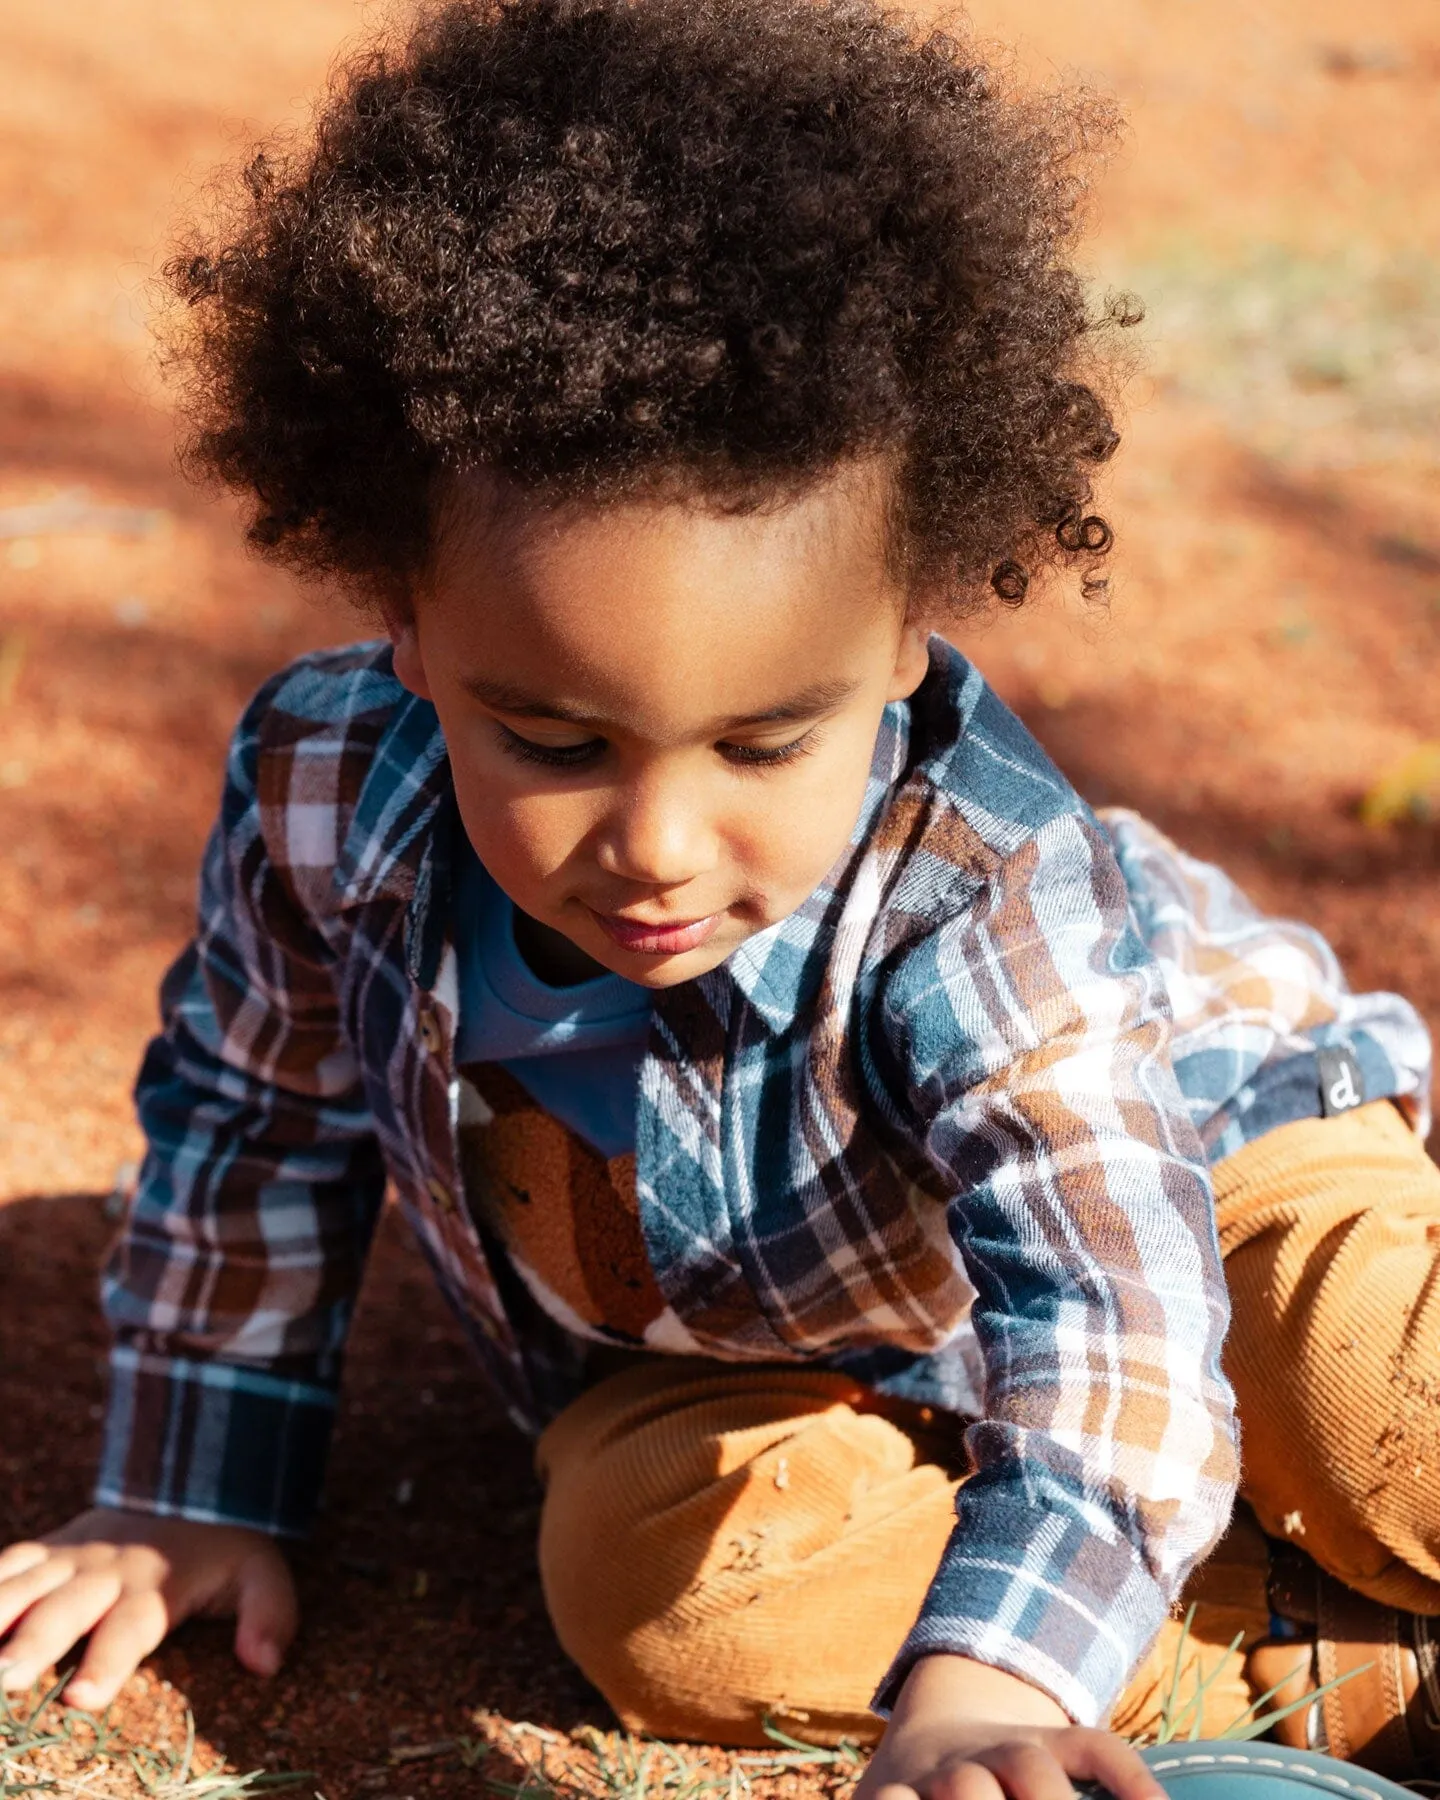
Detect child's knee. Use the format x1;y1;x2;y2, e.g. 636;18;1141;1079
536;1362;958;1742
1214;1102;1440;1608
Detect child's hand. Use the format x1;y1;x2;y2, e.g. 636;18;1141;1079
0;1507;297;1710
856;1654;1165;1800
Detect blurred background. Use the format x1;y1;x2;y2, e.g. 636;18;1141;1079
0;0;1436;1790
0;0;1436;1195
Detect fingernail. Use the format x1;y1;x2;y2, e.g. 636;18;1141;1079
251;1642;280;1678
66;1681;99;1708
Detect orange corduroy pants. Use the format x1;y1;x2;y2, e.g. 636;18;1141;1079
536;1101;1440;1745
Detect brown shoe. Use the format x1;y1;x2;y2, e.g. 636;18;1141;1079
1245;1541;1440;1778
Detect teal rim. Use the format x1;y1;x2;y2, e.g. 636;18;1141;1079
1138;1743;1421;1800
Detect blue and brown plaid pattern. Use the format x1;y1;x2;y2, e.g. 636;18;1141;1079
97;638;1431;1725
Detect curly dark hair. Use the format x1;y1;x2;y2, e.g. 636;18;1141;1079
167;0;1130;610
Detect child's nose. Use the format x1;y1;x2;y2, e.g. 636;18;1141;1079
596;776;717;887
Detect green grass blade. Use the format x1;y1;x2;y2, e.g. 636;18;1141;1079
1155;1627;1246;1743
1219;1662;1375;1742
1157;1605;1198;1746
1212;1659;1318;1736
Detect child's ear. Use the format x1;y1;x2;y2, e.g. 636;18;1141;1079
886;620;932;702
382;605;433;701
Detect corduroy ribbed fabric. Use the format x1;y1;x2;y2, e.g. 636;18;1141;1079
1215;1100;1440;1614
536;1363;959;1744
535;1102;1440;1744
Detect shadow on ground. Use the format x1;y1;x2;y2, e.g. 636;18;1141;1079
0;1195;608;1791
1017;684;1440;891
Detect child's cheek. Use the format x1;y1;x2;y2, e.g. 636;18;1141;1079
737;726;881;911
454;778;595;899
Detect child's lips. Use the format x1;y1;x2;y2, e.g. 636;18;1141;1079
588;908;723;956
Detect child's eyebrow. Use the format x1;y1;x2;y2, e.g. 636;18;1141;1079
458;673;863;731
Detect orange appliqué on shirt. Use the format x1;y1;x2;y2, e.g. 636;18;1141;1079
457;1061;667;1343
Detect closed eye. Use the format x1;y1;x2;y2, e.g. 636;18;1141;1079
495;724;819;772
496;727;605;769
718;730;818;769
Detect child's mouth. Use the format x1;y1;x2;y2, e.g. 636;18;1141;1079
588;909;723;956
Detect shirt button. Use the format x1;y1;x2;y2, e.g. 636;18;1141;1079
418;1007;443;1055
427;1176;456;1214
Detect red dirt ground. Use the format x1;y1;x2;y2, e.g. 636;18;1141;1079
1;0;1437;1793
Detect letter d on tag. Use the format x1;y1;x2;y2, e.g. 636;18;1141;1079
1317;1045;1365;1117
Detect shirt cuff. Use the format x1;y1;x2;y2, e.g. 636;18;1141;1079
871;1477;1173;1727
94;1343;338;1538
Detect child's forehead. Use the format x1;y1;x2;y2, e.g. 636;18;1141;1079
430;458;899;601
419;464;910;725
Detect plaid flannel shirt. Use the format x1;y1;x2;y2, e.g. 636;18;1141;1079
98;638;1432;1727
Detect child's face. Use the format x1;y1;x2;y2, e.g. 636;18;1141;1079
388;463;931;988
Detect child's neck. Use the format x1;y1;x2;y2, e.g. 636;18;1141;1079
513;906;616;988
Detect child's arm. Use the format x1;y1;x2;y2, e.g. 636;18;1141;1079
871;808;1239;1750
1;665;389;1703
857;1655;1163;1800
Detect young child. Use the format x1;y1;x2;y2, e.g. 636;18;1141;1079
3;0;1438;1791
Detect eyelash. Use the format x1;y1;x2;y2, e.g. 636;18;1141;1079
495;727;817;772
496;731;602;770
721;733;817;770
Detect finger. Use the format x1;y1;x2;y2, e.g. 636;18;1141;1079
0;1544;50;1585
1055;1733;1165;1800
0;1556;77;1642
231;1545;298;1679
977;1743;1075;1800
65;1590;171;1712
927;1762;1008;1800
0;1570;122;1694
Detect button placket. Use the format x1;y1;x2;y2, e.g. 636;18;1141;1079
418;1005;443;1056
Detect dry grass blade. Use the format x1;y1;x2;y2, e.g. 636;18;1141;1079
0;1674;310;1800
473;1713;865;1800
748;1722;863;1771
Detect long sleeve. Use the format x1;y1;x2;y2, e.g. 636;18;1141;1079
873;810;1239;1725
96;683;388;1536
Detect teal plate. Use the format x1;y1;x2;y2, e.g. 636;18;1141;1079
1135;1745;1419;1800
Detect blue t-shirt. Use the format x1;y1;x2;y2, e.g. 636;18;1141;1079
451;843;651;1158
